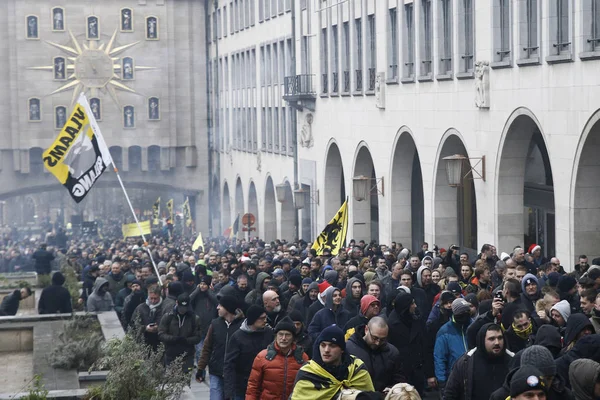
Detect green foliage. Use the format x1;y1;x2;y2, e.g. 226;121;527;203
20;375;49;400
0;276;32;289
60;264;84;311
88;331;190;400
49;315;104;370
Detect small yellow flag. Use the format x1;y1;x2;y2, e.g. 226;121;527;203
192;231;205;252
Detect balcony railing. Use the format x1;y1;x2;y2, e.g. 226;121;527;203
355;69;363;91
389;64;398;79
332;71;339;93
283;74;316;99
367;67;376;91
321;73;328;94
343;70;350;92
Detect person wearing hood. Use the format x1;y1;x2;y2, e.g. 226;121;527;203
344;294;381;339
532;325;563;358
224;305;274;400
306;285;332;324
0;286;31;316
569;359;600;400
38;271;72;314
520;273;541;313
158;292;202;373
86;277;114;312
427;291;456;352
287;277;312;314
445;323;514;400
556;334;600;388
180;269;196;296
189;275;218;370
289;309;313;358
561;313;595;355
131;285;165;351
417;265;440;315
434;298;472;391
504;309;540;353
104;261;126;299
121;279;146;329
245;271;271;306
388;291;434;396
294;281;319;324
308;287;351;341
558;275;582;315
343;277;365;318
466;291;505;349
346;316;404;392
550;299;571;334
162;280;184;312
114;273;135;319
291;325;374;399
79;264;99;306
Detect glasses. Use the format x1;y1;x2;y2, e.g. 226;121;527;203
367;330;387;343
277;332;293;338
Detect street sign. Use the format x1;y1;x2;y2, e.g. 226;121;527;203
242;213;255;226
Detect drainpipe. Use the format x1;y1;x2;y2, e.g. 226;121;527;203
291;0;299;241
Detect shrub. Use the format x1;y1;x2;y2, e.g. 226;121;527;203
49;315;104;370
20;375;49;400
60;265;84;311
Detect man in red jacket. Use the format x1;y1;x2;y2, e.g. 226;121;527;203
246;317;309;400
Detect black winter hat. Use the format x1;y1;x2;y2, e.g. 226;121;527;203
200;275;212;286
275;316;296;337
394;292;415;314
51;271;65;286
288;310;304;324
219;295;239;315
558;275;577;293
510;365;547;397
245;304;266;325
289;274;303;288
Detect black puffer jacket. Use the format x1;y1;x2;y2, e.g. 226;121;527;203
197;314;244;377
346;326;404;391
131;300;166;350
223;320;274;398
189;286;218;339
158;308;202;360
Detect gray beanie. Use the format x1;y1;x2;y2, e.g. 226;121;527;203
521;345;557;377
451;298;471;316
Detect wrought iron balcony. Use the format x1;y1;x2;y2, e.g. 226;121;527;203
367;67;376;91
332;72;339;93
355;69;363;91
321;73;328;94
283;74;317;101
343;70;350;92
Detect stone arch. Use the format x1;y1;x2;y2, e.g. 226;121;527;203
571;109;600;262
248;180;259;238
433;130;478;250
109;146;123;170
222;181;231;233
389;128;424;252
324;140;346;226
496;108;554;256
264;175;277;242
352;142;379;242
128;146;142;172
279;179;295;241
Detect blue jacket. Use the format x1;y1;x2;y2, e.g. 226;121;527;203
434;317;470;383
307;287;350;341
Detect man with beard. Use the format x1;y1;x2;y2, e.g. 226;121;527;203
121;279;146;329
444;323;514;400
417;266;441;314
308;287;351;341
293;281;319;324
346;316;404;392
287;277;312;313
86;277;114;312
131;285;165;351
387;291;434;396
224;305;273;400
263;290;285;327
232;274;251;304
343;277;365;318
245;271;271;306
289;310;313;358
104;261;126;299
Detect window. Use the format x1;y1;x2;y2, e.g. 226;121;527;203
234;0;239;32
250;0;256;25
518;0;539;62
286;39;293;77
261;108;266;150
230;1;235;34
266;45;272;86
224;6;228;36
331;25;339;93
264;0;270;19
493;0;511;65
355;18;363;91
419;0;433;78
272;0;278;17
253;108;257;151
285;0;291;12
280;40;285;84
388;8;399;80
548;0;571;60
321;27;328;94
259;0;264;21
273;44;279;85
581;0;600;56
267;108;272;151
279;0;284;15
260;46;265;86
367;14;376;91
343;21;351;92
217;9;222;38
438;0;452;76
458;0;474;74
403;2;415;80
251;49;256;88
212;11;217;41
281;107;287;152
274;107;279;152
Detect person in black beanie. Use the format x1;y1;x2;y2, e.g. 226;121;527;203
163;280;184;311
281;274;303;312
289;309;313;358
224;304;273;400
557;275;581;315
38;271;72;314
508;365;547;400
189;274;218;369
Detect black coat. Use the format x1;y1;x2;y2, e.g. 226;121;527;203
490;368;574;400
131;301;166;350
32;249;54;275
223;323;274;398
346;328;404;391
38;284;72;314
199;315;244;377
158;310;202;368
189;287;218;339
0;289;21;316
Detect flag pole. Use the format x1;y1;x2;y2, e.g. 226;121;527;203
113;167;162;285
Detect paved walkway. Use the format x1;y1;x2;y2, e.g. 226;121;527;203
180;378;210;399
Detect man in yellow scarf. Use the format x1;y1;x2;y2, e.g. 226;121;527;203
291;325;374;399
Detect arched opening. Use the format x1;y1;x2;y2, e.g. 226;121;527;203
211;176;221;236
352;145;379;242
148;145;161;171
29;147;44;175
222;182;231;235
324;142;346;223
280;181;295;241
248;181;259;238
497;112;554;257
434;133;478;251
264;176;277;242
572;113;600;261
390;130;425;252
128;146;142;172
235;178;244;238
109;146;123;170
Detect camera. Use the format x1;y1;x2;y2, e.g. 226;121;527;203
494;292;504;301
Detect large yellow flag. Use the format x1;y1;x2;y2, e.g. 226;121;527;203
311;200;348;256
192;231;204;251
166;199;173;221
182;197;192;227
152;197;160;225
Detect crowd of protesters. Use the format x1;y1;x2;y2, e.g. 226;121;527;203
2;227;600;400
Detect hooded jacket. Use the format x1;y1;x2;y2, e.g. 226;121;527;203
308;288;351;341
556;334;600;388
245;271;270;306
569;359;600;400
158;307;202;362
563;313;595;351
104;270;126;299
86;277;114;312
532;324;562;358
223;319;274;398
294;281;319;324
520;273;541;312
38;272;72;314
434;316;471;383
342;277;365;318
444;323;513;400
0;289;22;316
189;285;218;339
346;326;404;391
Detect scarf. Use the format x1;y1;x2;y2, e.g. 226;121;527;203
512;321;533;340
147;296;163;311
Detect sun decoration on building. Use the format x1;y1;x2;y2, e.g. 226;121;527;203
29;29;154;107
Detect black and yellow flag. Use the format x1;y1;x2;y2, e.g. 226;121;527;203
311;200;348;256
182;197;192;227
166;199;173;221
43;94;113;203
152;197;160;225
